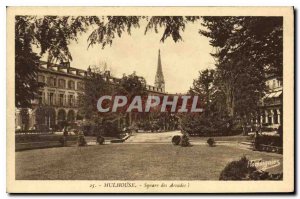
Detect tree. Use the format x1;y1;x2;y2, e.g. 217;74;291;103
117;72;147;127
35;105;56;130
181;68;231;136
189;69;215;114
15;16;41;108
200;17;282;77
15;16;92;107
199;17;282;134
78;66;115;127
78;66;148;135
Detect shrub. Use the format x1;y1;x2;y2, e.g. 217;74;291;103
207;138;215;147
219;156;256;180
231;122;243;135
219;156;283;180
248;170;283;180
258;135;282;147
96;135;105;145
102;121;122;137
180;134;191;147
261;126;276;132
172;135;181;145
253;135;283;152
137;121;149;131
77;134;87;146
180;113;233;136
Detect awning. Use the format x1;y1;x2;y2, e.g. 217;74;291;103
265;91;282;98
273;91;282;97
263;93;270;99
267;92;276;98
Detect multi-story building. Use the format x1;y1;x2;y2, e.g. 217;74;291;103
15;61;87;130
259;75;283;129
15;50;166;131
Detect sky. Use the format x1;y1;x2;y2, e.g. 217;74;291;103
46;19;216;94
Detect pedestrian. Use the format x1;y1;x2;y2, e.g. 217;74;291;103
63;126;68;137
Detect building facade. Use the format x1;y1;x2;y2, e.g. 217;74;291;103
15;61;87;130
16;51;166;131
259;76;283;129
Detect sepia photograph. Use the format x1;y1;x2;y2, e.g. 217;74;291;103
6;6;294;193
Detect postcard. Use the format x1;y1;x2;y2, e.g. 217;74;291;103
7;6;294;193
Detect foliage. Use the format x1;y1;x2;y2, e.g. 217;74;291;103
88;16;201;48
137;120;152;131
181;68;233;136
77;134;87;146
220;156;283;180
96;135;105;145
219;156;256;180
15;16;201;107
78;66;116;124
200;17;282;134
35;105;56;129
118;72;147;97
230;121;243;134
254;135;282;147
102;120;122;137
249;171;283;180
16;15;282;133
88;16;141;49
78;67;147;136
15;16;96;107
172;135;181;145
145;17;200;42
189;69;215;112
180;113;231;136
200;17;283;77
15;16;42;108
180;134;191;147
207;138;215;147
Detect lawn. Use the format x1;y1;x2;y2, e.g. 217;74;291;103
16;144;282;180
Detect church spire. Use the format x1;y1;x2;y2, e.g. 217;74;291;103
154;49;165;92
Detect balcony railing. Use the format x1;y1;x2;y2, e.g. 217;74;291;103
36;100;79;108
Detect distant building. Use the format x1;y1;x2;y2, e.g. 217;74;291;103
259;75;283;129
154;49;165;92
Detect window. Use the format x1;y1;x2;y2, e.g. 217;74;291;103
49;93;55;105
38;75;45;83
77;82;84;90
58;79;66;89
47;77;56;87
68;80;75;90
69;95;74;106
59;94;64;106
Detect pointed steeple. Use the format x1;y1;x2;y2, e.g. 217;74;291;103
154;49;165;92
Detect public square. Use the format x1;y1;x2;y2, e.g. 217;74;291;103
16;132;283;180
